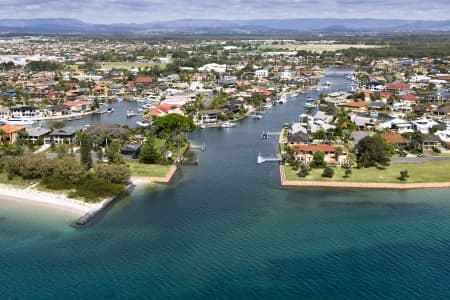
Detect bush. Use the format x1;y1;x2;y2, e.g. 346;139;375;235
322;166;335;178
344;168;352;178
41;176;75;190
93;163;131;184
298;164;310;177
399;169;409;181
68;178;125;202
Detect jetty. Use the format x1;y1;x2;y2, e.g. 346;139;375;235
74;184;135;227
191;143;207;151
257;153;282;164
261;131;281;139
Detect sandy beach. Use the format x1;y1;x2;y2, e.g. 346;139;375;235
131;165;177;185
280;166;450;190
0;183;103;217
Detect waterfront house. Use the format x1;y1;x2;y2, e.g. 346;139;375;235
0;107;10;120
199;109;223;123
64;100;91;113
120;144;142;159
294;144;349;166
0;124;26;144
46;104;71;117
50;126;84;144
11;106;41;119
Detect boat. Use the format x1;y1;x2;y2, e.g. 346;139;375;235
126;110;138;117
304;99;316;109
136;121;152;127
4;118;36;126
221;121;236;128
107;108;114;113
252;113;263;119
199;124;207;129
278;93;288;104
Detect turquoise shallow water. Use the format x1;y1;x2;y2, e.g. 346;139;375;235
2;69;450;299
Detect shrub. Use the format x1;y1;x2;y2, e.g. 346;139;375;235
69;178;125;202
322;166;335;178
399;169;409;181
298;164;310;177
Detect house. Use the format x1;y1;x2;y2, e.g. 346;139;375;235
0;107;10;120
287;132;309;144
422;134;441;151
135;76;154;86
391;119;414;134
401;94;419;102
294;144;349;166
412;118;438;134
342;101;368;110
11;106;41;119
380;132;408;150
255;69;269;78
0;124;25;144
64;100;90;113
26;127;51;144
120;143;142;158
387;82;411;94
84;123;130;138
199;109;223;123
434;106;450;118
46;104;71;117
50;126;84;144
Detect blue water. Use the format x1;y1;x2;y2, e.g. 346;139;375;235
1;69;450;299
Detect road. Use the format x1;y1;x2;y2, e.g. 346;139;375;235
391;156;450;164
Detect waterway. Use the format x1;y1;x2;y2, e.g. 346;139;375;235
1;68;450;299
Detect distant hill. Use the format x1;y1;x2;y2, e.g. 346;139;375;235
0;18;449;34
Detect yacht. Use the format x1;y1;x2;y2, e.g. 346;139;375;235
221;121;236;128
4;118;36;126
252;113;263;119
107;108;114;113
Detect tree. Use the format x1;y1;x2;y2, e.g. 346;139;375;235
322;167;335;178
93;163;130;184
344;168;352;178
106;140;120;163
153;114;195;139
310;151;326;168
79;133;93;169
298;164;310;177
356;135;390;168
55;144;69;158
399;169;409;181
139;137;160;164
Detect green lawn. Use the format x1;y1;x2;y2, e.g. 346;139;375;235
128;160;172;178
285;160;450;183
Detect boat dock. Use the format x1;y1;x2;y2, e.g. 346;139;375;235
261;131;281;139
191;143;206;151
257;153;282;164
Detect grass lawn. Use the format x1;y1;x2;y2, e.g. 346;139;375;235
262;44;386;53
285;160;450;183
128;160;172;178
100;62;166;70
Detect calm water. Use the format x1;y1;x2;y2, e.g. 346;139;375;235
2;69;450;299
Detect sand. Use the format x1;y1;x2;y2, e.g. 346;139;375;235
0;183;103;217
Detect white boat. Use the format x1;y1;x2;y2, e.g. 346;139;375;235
126;110;138;117
136;121;151;127
199;124;207;129
436;130;450;143
4;118;36;126
304;99;316;108
134;97;147;102
278;93;288;104
262;103;272;110
252;113;263;119
221;121;235;128
107;108;114;113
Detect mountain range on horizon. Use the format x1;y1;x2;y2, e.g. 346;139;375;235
1;17;450;35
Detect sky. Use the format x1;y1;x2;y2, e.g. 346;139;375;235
0;0;449;23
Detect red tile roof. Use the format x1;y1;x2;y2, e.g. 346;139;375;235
387;82;411;91
401;94;419;101
343;101;368;108
0;124;25;134
136;76;153;84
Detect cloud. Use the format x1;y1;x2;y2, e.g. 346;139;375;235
0;0;448;23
